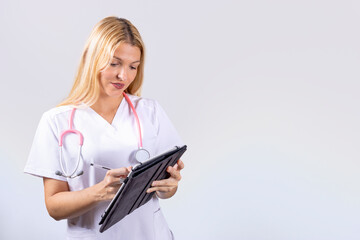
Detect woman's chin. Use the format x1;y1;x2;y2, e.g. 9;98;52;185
99;92;123;100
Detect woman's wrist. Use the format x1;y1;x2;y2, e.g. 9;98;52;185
91;181;108;203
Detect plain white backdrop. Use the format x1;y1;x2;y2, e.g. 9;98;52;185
1;0;360;239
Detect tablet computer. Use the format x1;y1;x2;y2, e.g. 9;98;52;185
99;145;187;233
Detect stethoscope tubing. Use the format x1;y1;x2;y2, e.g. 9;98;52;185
57;108;84;178
56;92;148;178
122;92;143;149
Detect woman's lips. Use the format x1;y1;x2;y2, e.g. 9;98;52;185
111;83;125;89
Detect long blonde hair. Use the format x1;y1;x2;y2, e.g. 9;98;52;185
58;17;145;107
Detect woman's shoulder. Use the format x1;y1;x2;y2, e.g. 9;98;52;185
128;94;160;110
127;95;172;126
41;105;81;121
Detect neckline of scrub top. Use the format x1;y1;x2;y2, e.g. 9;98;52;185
88;98;126;131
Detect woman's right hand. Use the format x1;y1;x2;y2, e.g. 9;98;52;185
44;166;132;221
98;167;132;201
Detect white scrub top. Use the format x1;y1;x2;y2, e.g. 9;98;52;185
24;95;183;240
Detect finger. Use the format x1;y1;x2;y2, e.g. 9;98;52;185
105;173;122;182
147;186;175;194
172;163;179;170
171;160;184;172
108;178;123;187
152;178;177;187
105;173;127;186
177;159;185;170
146;187;156;193
115;167;131;176
107;167;130;177
167;166;181;181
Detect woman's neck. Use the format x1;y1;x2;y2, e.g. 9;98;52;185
90;94;124;124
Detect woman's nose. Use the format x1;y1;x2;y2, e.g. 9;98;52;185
117;68;127;81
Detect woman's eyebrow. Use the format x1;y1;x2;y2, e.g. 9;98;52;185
113;56;140;64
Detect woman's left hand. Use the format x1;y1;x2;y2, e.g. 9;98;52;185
146;159;185;199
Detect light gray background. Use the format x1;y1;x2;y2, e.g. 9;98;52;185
1;0;360;239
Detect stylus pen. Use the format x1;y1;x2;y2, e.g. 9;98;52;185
90;163;111;170
90;163;126;184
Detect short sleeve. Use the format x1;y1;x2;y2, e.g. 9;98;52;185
153;101;184;155
24;111;67;181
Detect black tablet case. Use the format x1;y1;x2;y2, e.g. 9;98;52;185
99;145;187;233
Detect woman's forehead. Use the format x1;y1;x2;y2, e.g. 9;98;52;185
113;43;141;61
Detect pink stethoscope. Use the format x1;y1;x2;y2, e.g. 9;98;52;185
55;92;150;178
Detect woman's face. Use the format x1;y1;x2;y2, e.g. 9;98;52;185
99;43;141;98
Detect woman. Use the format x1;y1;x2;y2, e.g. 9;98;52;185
24;16;184;239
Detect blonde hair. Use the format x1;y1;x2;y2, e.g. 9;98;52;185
58;17;145;107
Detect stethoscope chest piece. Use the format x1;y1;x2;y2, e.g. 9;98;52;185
135;148;150;163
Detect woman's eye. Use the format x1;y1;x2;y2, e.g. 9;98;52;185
130;66;137;70
110;63;119;67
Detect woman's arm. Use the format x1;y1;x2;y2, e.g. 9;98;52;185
43;167;131;221
146;159;185;199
